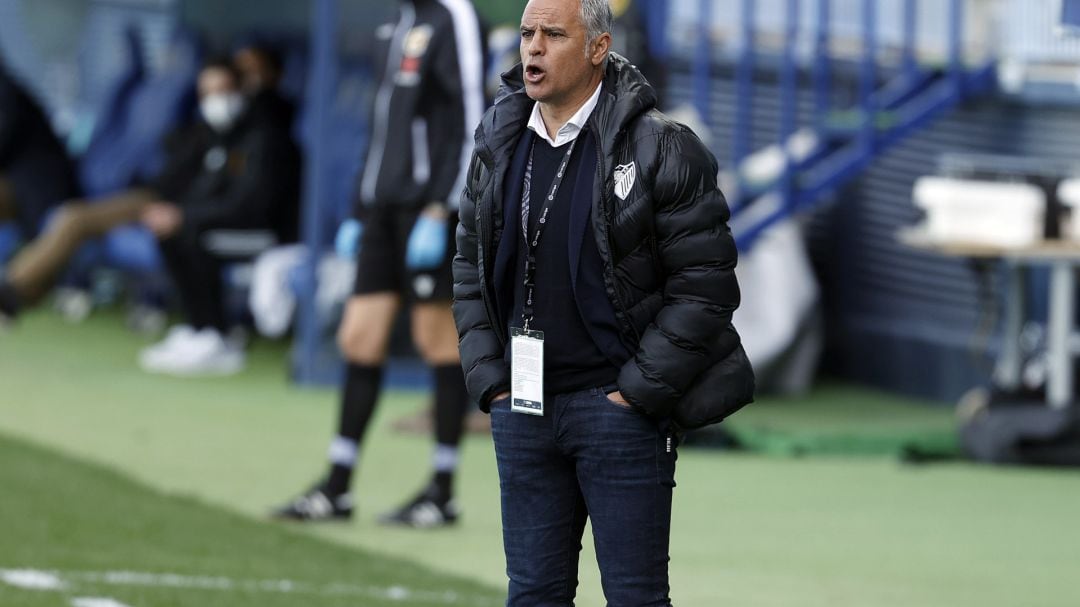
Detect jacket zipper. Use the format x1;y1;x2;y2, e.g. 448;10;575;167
593;129;642;344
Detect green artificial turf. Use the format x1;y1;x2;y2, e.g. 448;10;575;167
0;433;501;607
3;309;1080;606
713;382;962;457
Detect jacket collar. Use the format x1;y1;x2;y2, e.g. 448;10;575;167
475;53;657;168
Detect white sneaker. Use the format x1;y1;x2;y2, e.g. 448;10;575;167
139;328;245;376
138;325;196;370
53;288;93;323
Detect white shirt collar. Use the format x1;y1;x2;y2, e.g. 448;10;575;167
527;81;603;148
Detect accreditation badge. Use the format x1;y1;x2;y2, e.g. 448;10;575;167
510;327;544;416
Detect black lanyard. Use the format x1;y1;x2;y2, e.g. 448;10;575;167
520;138;577;331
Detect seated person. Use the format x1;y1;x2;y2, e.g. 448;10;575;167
0;58;300;338
137;57;301;375
232;42;297;135
0;60;78;319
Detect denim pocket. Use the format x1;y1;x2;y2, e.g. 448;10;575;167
605;395;638;413
599;388;641;415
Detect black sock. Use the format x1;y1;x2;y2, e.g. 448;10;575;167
338;364;384;440
326;364;383;495
0;281;20;319
428;365;467;504
326;464;353;497
431;471;453;503
433;365;468;447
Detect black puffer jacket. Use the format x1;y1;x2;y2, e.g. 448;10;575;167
453;54;754;420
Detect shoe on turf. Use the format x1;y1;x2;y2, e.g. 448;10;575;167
53;287;92;323
139;325;196;367
272;484;353;521
378;489;458;528
138;327;244;377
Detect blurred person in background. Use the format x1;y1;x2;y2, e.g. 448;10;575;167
0;58;300;363
138;57;301;375
233;42;296;133
0;58;79;322
272;0;485;527
453;0;747;603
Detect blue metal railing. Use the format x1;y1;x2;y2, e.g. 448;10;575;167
859;0;877;155
733;0;755;167
692;0;714;133
674;0;1080;74
949;0;964;77
902;0;918;79
813;0;831;123
711;0;996;251
668;0;1007;74
780;0;800;215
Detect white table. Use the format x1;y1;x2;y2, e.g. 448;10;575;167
900;230;1080;409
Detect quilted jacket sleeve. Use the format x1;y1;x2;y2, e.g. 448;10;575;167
452;154;510;410
617;126;741;418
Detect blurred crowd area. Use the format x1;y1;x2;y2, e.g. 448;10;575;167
0;0;670;378
5;0;1080;435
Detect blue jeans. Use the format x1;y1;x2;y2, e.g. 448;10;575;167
490;387;678;606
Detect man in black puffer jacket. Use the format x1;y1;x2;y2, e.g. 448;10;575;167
453;0;753;603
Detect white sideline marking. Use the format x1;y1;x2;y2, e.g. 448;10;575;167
92;571;234;590
0;569;65;590
72;598;133;607
1;568;496;605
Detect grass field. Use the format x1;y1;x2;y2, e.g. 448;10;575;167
0;433;501;607
3;309;1080;606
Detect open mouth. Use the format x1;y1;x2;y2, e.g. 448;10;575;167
525;64;546;83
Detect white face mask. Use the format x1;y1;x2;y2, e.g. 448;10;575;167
200;92;245;131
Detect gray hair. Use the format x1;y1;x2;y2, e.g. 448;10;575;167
580;0;613;60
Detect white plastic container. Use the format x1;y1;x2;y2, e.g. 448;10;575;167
913;176;1045;248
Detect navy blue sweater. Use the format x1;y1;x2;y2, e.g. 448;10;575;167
496;129;629;394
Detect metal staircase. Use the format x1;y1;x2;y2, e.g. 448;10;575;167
693;0;999;251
